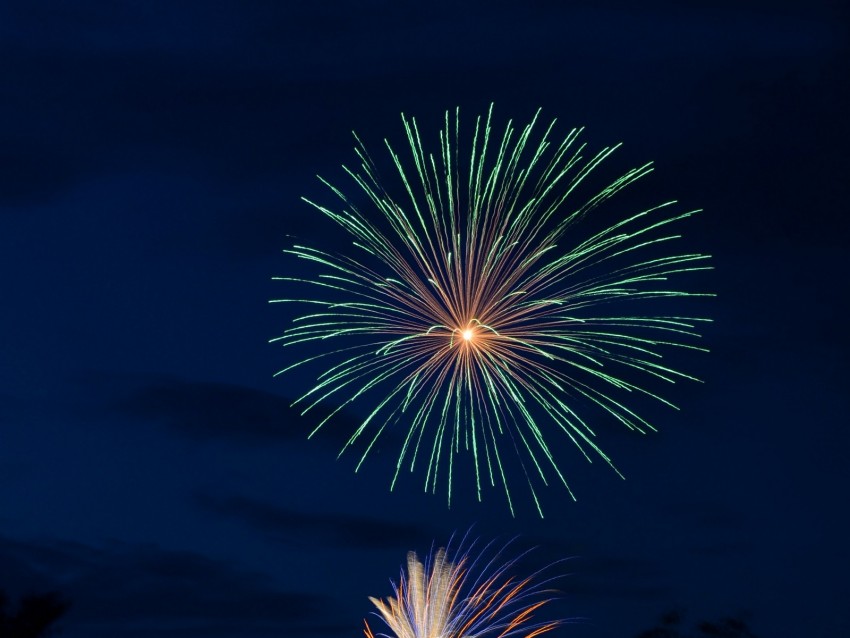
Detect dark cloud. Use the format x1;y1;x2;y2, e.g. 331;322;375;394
508;535;672;603
663;501;749;530
563;571;671;601
687;541;754;557
0;534;337;638
111;378;300;443
0;140;79;206
660;502;755;558
195;491;440;551
104;376;367;449
99;374;405;456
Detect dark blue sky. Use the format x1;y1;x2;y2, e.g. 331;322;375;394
1;1;848;637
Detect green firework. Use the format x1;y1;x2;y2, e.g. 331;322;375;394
271;104;711;516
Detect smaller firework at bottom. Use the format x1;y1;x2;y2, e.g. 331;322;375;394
364;538;561;638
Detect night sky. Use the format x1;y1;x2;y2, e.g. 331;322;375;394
1;2;848;637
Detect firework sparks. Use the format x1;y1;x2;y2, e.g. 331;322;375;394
271;104;711;515
363;540;560;638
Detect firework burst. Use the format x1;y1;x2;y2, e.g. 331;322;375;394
363;539;561;638
272;104;711;515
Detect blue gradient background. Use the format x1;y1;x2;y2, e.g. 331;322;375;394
1;2;847;636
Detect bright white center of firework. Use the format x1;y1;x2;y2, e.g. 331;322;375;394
462;329;473;341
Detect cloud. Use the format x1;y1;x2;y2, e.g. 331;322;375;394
104;376;367;449
99;373;402;456
662;501;749;531
658;501;756;559
507;534;673;603
194;491;440;551
560;554;672;601
112;378;299;443
0;534;342;638
0;141;80;207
